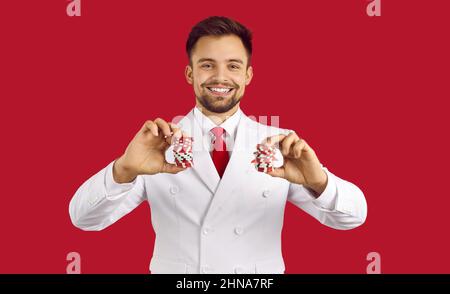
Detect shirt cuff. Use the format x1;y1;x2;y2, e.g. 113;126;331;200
104;161;137;199
310;168;338;211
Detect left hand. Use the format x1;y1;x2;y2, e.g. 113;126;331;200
263;132;328;196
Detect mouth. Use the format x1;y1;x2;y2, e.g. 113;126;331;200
206;86;235;96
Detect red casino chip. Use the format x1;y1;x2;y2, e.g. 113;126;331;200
172;136;194;168
251;143;277;173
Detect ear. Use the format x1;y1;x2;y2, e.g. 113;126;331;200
245;65;254;86
185;65;193;85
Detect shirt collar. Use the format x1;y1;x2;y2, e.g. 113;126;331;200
193;106;242;139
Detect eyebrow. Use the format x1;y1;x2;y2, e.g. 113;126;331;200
197;58;244;65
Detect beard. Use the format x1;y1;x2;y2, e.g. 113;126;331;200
197;93;242;113
196;81;242;113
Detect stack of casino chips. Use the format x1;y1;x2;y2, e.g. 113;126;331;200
251;143;277;173
172;136;194;168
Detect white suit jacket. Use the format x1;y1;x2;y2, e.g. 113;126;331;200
69;108;367;274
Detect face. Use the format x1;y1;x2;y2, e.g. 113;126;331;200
185;34;253;114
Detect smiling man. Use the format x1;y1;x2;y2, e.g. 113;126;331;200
69;16;367;274
186;33;252;115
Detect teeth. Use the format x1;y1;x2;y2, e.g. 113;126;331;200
209;87;231;93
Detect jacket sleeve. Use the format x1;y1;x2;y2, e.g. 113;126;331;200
287;166;367;230
69;160;147;231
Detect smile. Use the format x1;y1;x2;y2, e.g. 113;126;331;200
206;87;234;95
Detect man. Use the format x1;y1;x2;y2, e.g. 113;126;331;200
69;16;367;274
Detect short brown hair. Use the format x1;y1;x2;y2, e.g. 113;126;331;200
186;16;253;66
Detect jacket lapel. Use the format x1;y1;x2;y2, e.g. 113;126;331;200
203;113;259;223
177;110;221;194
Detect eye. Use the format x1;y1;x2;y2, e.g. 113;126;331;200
229;64;241;70
201;63;212;69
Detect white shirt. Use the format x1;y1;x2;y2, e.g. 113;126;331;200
193;106;242;156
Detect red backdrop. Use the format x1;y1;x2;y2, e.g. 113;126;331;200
1;0;449;273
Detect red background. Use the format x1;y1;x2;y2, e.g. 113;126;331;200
1;0;449;273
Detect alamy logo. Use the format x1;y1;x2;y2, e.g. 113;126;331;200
367;0;381;17
66;0;81;17
366;252;381;274
66;252;81;274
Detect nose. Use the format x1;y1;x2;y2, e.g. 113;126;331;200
212;64;230;83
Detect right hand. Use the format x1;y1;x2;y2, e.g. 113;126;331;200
113;118;188;183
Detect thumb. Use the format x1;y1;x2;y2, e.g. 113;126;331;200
161;162;187;174
266;166;285;178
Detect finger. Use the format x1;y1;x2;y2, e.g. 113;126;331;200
292;139;307;158
161;162;187;174
169;122;189;143
280;132;299;156
143;120;159;137
168;122;182;138
154;118;173;138
262;134;286;149
168;123;192;146
266;166;285;178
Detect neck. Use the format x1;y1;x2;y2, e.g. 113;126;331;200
196;102;239;125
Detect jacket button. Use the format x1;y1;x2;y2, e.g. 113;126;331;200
234;266;245;274
262;189;270;198
202;227;210;235
234;227;244;236
169;186;179;195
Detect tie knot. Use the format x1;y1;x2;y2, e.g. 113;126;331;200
210;127;226;152
210;127;225;137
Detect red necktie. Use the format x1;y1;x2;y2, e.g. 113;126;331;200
210;127;229;178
